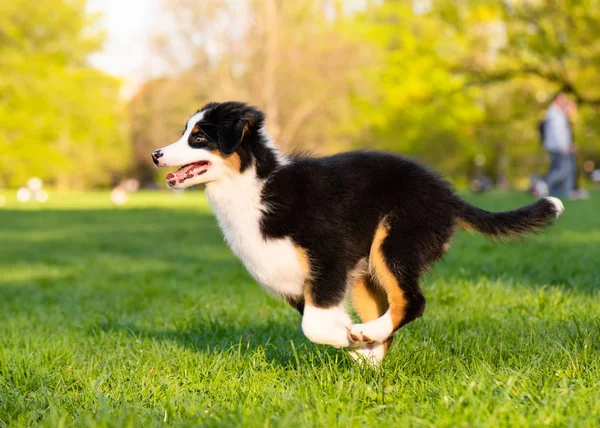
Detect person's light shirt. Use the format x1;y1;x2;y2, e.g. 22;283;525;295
543;104;571;153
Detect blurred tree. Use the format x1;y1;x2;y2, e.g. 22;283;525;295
345;1;485;181
442;0;600;182
146;0;367;155
348;0;600;184
0;0;128;189
454;0;600;104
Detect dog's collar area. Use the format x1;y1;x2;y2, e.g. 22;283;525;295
166;161;210;186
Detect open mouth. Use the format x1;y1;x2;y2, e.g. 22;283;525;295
166;161;210;186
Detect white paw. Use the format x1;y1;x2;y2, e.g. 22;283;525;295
303;324;351;348
302;304;353;348
348;343;386;366
322;326;352;348
347;313;394;347
544;196;564;218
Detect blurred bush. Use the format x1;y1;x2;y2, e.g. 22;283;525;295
0;0;129;189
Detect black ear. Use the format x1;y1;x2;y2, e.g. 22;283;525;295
217;118;247;155
217;107;264;155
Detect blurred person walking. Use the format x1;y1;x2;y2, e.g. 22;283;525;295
532;92;575;197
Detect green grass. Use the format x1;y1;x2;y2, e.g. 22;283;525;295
1;190;599;427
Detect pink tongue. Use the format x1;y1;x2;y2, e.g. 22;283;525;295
167;165;196;181
173;168;190;180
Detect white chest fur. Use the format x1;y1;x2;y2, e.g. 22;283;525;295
205;169;306;298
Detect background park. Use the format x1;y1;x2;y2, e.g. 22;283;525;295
1;0;599;426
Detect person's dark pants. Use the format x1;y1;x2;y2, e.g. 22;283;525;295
545;152;573;196
571;152;579;190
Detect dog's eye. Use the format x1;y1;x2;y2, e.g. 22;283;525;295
194;136;205;143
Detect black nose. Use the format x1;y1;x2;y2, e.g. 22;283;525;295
152;150;163;166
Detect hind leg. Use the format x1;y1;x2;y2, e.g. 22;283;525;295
348;219;427;345
348;275;393;364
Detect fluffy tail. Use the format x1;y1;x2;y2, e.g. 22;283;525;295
455;196;564;238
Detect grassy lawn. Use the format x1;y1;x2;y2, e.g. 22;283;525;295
0;190;599;427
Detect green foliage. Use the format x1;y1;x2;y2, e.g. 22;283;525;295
442;0;600;181
0;191;599;426
347;0;600;183
343;2;484;179
0;0;129;189
2;0;599;188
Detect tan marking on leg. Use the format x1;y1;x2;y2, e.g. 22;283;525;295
352;274;393;357
369;219;407;330
304;280;313;306
294;245;313;307
293;245;311;279
352;276;388;324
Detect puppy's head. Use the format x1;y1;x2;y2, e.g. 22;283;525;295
152;102;264;189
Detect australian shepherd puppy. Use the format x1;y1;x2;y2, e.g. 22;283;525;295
152;101;564;364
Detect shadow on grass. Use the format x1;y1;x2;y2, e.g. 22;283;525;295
91;320;355;369
0;208;226;267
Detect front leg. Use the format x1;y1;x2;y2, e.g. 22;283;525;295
301;282;353;348
302;303;353;348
